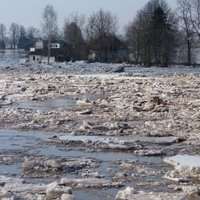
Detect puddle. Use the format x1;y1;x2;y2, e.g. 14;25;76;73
74;188;118;200
10;97;77;111
0;130;55;151
42;149;162;164
9;93;106;112
0;163;21;175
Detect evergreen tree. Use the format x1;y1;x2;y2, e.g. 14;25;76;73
150;6;171;66
126;0;177;67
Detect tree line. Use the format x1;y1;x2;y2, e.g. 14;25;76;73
1;0;200;66
127;0;200;67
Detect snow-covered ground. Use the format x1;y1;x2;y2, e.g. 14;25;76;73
2;59;200;77
1;50;200;76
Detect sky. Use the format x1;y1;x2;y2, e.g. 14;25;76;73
0;0;177;33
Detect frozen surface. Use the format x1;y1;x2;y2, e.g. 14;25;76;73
58;135;179;145
164;155;200;168
1;50;200;76
0;50;200;199
0;50;26;66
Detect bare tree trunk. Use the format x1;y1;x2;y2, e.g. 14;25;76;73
48;37;51;65
136;31;140;64
98;39;101;62
187;37;191;65
13;37;15;49
177;0;193;66
185;24;192;66
42;4;57;65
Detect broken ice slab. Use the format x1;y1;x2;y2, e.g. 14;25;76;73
164;155;200;178
164;155;200;168
57;135;179;145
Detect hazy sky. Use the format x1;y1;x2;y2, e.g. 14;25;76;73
0;0;177;33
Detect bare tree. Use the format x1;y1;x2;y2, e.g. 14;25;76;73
19;26;26;40
176;0;200;65
177;0;194;65
85;9;118;62
0;23;6;49
189;0;200;39
17;26;26;49
85;9;118;41
41;4;57;64
27;26;40;41
126;13;142;64
64;13;85;32
181;0;200;39
9;23;20;49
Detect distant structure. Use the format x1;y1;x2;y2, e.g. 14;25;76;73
28;40;69;63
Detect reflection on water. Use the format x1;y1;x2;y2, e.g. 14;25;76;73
0;163;21;175
10;98;77;111
74;188;118;200
0;49;27;66
9;93;106;112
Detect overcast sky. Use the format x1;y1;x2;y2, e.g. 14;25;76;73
0;0;177;33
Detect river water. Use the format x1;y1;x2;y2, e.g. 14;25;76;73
0;129;171;200
0;50;199;199
0;49;27;66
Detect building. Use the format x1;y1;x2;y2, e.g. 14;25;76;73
29;49;55;63
35;40;48;50
18;38;35;51
28;40;71;63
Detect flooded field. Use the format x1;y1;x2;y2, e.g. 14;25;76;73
0;50;27;66
0;59;200;199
